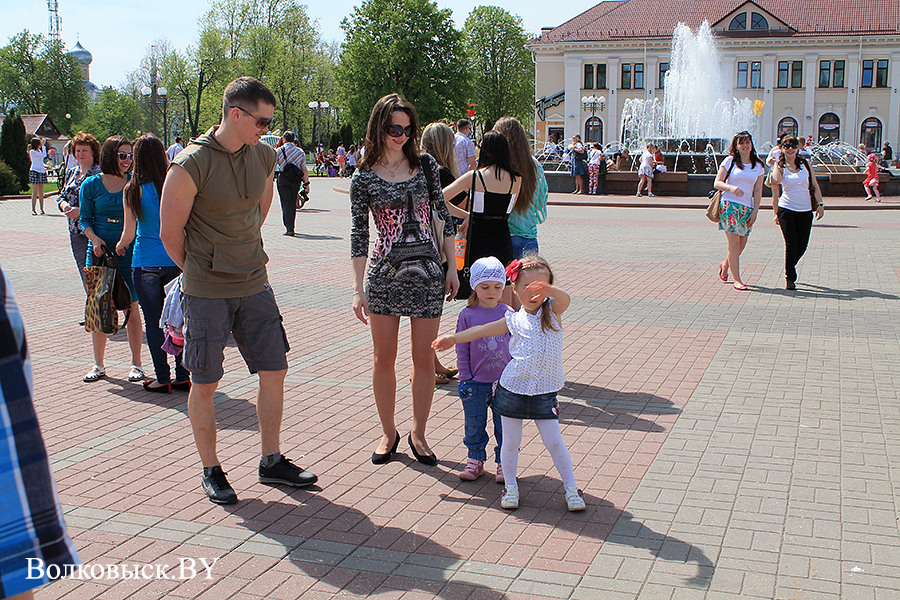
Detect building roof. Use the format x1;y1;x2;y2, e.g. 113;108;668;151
21;115;66;141
533;0;900;44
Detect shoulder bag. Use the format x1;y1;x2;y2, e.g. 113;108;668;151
706;159;736;222
280;147;304;185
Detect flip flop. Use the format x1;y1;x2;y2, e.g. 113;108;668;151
718;262;728;282
733;283;750;291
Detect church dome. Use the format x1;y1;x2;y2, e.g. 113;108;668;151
70;41;92;66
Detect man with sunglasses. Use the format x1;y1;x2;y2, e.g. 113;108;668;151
161;76;318;506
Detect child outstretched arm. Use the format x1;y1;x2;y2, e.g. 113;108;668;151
432;318;509;351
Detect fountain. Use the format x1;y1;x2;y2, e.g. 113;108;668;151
620;21;759;173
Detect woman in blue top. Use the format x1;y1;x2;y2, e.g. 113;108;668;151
79;136;144;383
117;134;189;393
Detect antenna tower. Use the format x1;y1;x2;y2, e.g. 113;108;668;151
48;0;62;42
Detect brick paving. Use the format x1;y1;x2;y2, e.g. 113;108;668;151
1;184;899;599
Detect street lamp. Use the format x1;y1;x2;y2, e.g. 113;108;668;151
308;100;329;147
65;113;71;137
141;85;168;145
581;95;606;143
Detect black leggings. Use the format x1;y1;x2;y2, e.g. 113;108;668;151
777;207;814;283
277;173;300;233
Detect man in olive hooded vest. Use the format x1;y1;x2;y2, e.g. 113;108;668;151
161;76;317;505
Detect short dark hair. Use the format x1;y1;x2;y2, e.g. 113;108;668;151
99;135;132;176
30;138;41;150
456;119;471;131
222;76;276;119
283;131;295;143
175;136;183;144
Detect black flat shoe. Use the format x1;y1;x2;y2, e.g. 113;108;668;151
142;380;171;393
786;280;796;290
371;432;400;465
408;434;437;466
171;380;192;392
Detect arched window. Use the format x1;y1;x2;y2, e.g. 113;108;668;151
777;117;798;138
860;117;882;152
729;14;747;30
751;13;769;29
585;117;603;144
818;113;840;143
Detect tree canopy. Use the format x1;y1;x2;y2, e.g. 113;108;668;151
462;6;534;133
338;0;470;136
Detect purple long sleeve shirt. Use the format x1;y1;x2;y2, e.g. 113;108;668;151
455;304;512;382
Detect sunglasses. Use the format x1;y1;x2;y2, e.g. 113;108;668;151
782;143;799;149
386;124;413;138
117;152;133;160
231;105;274;129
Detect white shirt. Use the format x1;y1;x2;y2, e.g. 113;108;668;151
276;144;306;169
588;148;603;165
719;156;764;208
766;148;782;165
166;143;184;161
454;131;477;176
499;303;565;396
777;164;813;212
29;149;47;173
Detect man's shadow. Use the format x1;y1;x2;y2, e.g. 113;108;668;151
224;496;506;599
752;283;900;300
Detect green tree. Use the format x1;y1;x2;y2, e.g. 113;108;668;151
0;110;29;192
338;0;470;135
0;31;43;114
462;6;534;133
75;87;142;142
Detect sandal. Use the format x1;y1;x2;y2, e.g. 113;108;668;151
83;365;106;382
733;283;750;291
718;261;728;282
436;367;459;379
127;365;146;382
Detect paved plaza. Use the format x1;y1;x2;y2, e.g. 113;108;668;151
2;185;899;600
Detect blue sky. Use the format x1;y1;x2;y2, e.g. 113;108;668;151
4;0;599;88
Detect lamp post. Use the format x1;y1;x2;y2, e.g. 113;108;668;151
581;95;606;143
308;100;329;146
65;113;71;137
140;47;169;144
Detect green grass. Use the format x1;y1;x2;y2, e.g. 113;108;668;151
28;182;59;194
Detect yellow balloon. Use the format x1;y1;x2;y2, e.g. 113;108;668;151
753;100;765;115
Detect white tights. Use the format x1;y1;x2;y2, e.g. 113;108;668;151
500;416;577;489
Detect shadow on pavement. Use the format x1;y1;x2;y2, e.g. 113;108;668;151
225;497;507;599
753;284;900;300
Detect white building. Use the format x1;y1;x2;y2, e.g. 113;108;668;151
529;0;900;151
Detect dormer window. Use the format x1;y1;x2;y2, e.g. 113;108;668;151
729;13;746;30
751;12;769;29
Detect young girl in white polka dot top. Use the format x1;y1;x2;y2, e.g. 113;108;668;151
433;255;584;512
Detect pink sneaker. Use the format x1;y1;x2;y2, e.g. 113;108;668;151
495;464;504;484
458;459;485;481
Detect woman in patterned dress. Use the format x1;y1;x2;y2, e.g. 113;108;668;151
350;94;458;465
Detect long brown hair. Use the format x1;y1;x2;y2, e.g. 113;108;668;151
777;135;803;170
360;93;421;171
728;131;762;170
494;117;536;214
124;134;167;222
512;254;559;333
421;122;456;174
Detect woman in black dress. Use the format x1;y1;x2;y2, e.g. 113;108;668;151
442;130;522;304
351;94;458;466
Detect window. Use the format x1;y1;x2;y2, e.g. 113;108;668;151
737;62;748;88
585;117;603;144
621;63;631;89
818;112;840;143
819;61;831;88
778;117;798;138
861;60;873;87
833;60;845;87
876;60;889;87
750;61;762;88
659;62;669;89
751;13;769;29
778;62;789;88
584;64;594;89
860;118;882;151
729;14;746;30
634;63;644;89
597;64;607;89
791;61;803;88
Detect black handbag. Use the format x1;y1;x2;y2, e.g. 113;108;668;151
280;148;304;184
100;247;132;326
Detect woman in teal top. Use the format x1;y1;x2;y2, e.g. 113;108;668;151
118;134;190;393
78;135;145;384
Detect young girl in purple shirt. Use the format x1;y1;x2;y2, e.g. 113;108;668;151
453;257;511;483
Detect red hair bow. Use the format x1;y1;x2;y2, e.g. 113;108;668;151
505;259;522;282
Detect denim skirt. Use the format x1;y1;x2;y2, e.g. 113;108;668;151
490;384;560;420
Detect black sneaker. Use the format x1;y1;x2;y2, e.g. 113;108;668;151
786;279;796;290
201;466;238;504
259;456;318;487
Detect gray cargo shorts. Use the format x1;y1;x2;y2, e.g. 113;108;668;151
182;284;289;384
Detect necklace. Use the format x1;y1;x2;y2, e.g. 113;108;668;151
380;158;405;178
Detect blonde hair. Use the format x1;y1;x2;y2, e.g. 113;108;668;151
421;122;457;174
512;254;558;332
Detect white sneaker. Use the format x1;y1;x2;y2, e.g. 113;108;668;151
648;193;656;197
500;485;519;510
565;486;585;512
635;192;642;197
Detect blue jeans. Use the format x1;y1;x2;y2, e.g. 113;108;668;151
510;236;538;259
133;266;188;384
459;381;503;463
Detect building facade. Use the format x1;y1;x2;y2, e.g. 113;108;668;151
529;0;900;150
